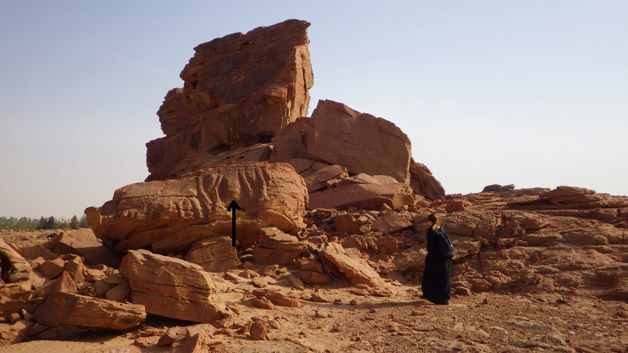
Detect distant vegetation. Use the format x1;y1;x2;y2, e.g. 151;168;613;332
0;215;89;230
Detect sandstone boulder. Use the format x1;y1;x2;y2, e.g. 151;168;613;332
482;184;515;193
252;297;275;310
0;239;32;283
38;257;65;279
184;236;241;272
47;228;117;266
0;281;43;314
296;270;331;284
50;271;79;294
393;249;427;271
146;19;313;180
0;320;33;345
271;99;412;184
63;255;87;284
86;162;308;252
250;320;270;340
256;290;303;308
34;291;145;330
268;119;311;162
372;211;413;234
409;160;445;200
303;164;348;192
105;280;130;302
321;243;384;287
334;213;360;234
305;100;411;183
253;227;308;265
309;174;414;210
120;249;228;323
446;199;470;213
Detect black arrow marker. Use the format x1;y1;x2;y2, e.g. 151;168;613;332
226;200;241;248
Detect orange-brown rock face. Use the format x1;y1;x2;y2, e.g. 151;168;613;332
306;100;411;184
271;99;412;184
146;19;313;180
86;162;308;253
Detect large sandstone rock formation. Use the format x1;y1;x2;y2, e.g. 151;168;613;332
146;19;313;180
86;162;308;252
269;99;445;204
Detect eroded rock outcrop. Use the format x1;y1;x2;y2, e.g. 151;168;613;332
146;19;313;180
86;162;308;252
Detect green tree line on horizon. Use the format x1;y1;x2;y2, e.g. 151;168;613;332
0;215;89;231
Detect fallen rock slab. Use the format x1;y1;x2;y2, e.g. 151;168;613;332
321;243;384;287
120;249;227;323
185;236;241;272
309;174;414;210
409;159;445;200
34;292;145;330
253;227;308;265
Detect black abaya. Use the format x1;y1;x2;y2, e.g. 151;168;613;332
421;227;451;303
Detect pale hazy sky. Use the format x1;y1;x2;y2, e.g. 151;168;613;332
1;1;626;218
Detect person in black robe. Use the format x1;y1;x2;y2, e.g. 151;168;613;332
421;213;451;305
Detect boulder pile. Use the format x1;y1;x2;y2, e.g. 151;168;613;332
1;19;626;349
